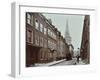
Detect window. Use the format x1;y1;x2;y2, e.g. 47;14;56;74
52;42;54;49
50;31;52;37
40;23;43;32
40;37;43;47
48;29;51;36
44;27;47;35
27;13;32;25
50;41;53;50
52;33;53;37
48;40;53;49
48;40;50;48
52;42;56;50
54;43;56;49
53;34;56;40
35;19;39;30
27;30;33;43
44;39;47;48
35;34;39;46
51;32;56;40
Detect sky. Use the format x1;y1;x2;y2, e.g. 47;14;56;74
43;13;84;50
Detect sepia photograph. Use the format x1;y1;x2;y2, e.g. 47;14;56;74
25;12;90;67
10;1;98;78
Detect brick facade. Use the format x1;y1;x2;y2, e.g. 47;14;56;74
26;13;70;67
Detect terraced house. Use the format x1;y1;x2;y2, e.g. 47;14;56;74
26;12;70;67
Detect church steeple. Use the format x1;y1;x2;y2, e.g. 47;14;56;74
65;19;71;45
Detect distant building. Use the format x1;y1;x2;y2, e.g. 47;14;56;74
74;50;78;57
80;15;90;64
77;48;80;56
26;13;70;67
69;44;74;58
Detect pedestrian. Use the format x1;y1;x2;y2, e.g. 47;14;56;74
77;55;80;63
74;62;77;65
76;48;80;63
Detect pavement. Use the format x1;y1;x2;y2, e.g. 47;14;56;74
34;58;86;67
35;59;66;67
52;58;77;66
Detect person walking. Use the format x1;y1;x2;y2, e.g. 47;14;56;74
76;48;80;63
77;55;80;63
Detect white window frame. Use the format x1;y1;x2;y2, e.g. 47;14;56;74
35;19;39;30
27;13;31;24
40;23;43;32
44;27;47;35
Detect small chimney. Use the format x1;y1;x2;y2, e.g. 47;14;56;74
48;19;52;24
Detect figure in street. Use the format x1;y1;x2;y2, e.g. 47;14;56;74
77;55;80;63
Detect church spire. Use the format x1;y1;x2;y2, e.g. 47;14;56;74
65;19;70;36
65;19;71;45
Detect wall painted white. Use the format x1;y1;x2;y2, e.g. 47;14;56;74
0;0;100;80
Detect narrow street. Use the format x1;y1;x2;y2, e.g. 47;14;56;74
51;58;85;66
50;58;77;66
34;58;85;67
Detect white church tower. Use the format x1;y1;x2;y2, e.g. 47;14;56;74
65;20;71;45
